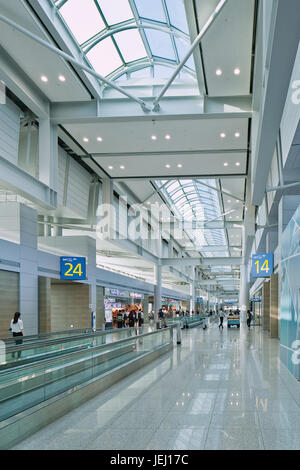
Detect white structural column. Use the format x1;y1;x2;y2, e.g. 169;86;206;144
87;238;97;330
154;263;162;320
239;263;249;323
39;118;58;190
19;204;38;335
189;266;196;313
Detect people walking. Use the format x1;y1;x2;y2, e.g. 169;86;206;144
10;312;24;359
247;310;253;328
219;309;225;329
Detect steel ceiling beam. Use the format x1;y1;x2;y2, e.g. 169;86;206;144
50;95;252;124
0;15;150;111
251;0;300;205
152;0;228;110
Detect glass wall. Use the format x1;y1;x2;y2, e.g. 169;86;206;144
280;204;300;380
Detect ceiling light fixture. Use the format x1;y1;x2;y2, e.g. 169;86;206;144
224;162;229;167
41;75;48;82
234;68;241;75
97;137;103;142
165;134;171;140
235;132;240;138
165;164;171;168
235;162;240;166
216;69;222;76
108;166;113;170
177;164;182;168
120;165;125;170
83;137;89;142
58;75;66;82
220;132;226;138
151;135;157;141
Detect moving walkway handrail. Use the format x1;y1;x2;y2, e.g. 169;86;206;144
4;327;133;353
0;325;175;376
1;326;113;344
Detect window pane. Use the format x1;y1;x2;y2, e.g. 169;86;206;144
145;30;175;60
165;0;189;33
154;65;172;78
114;29;147;62
174;37;195;69
60;0;105;44
87;37;123;76
98;0;134;24
134;0;166;23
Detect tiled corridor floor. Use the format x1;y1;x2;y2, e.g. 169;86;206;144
14;322;300;450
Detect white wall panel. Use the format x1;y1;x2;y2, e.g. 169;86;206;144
0;100;20;165
66;158;90;218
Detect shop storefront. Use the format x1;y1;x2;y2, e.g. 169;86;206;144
250;294;262;325
104;288;144;328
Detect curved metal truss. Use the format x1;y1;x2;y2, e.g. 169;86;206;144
53;0;195;82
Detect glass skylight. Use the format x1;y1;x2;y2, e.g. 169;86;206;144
156;179;229;258
54;0;195;81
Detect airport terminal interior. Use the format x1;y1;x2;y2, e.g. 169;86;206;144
0;0;300;451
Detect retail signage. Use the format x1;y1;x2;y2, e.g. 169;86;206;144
60;257;86;280
109;289;127;297
130;292;143;298
252;253;274;278
250;298;262;303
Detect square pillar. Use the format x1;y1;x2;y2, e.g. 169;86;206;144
19;204;38;335
270;273;279;338
262;280;270;331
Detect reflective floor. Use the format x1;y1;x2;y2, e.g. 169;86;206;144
14;322;300;450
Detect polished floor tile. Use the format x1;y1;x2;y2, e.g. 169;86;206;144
13;323;300;450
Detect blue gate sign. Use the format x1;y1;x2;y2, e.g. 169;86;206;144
60;257;86;280
252;253;273;278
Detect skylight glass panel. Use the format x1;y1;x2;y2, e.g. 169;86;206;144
98;0;134;24
154;65;173;78
174;37;195;68
114;29;147;62
60;0;105;44
134;0;167;23
87;37;123;76
145;30;176;60
165;0;189;33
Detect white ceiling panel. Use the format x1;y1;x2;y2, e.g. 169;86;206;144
198;0;255;96
64;118;249;154
0;0;91;102
90;152;247;178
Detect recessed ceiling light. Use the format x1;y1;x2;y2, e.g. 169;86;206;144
227;200;231;203
147;201;151;205
216;69;222;76
165;134;171;140
120;165;125;170
83;137;89;142
234;68;241;75
177;164;182;168
41;75;48;83
58;75;66;82
151;135;157;141
224;162;229;167
235;132;240;138
220;132;226;138
165;164;171;168
97;137;103;142
108;166;113;170
235;162;241;166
